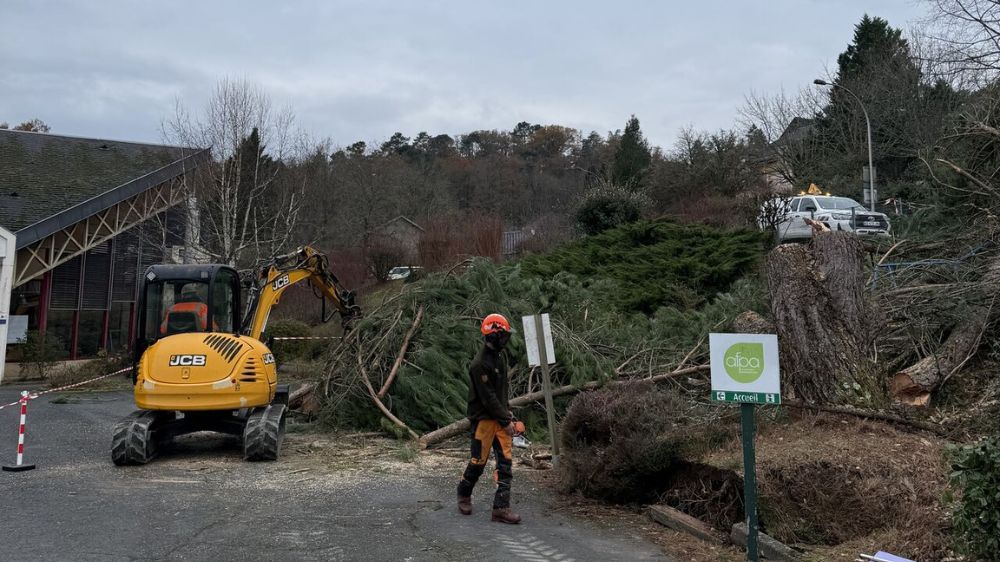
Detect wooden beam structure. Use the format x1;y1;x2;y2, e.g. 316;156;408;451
12;149;209;287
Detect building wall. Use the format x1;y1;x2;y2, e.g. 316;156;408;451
8;210;182;360
0;226;15;383
376;219;422;264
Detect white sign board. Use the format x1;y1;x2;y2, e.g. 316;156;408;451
5;315;27;344
522;313;555;366
709;333;781;405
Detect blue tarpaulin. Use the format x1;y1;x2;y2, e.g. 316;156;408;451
875;552;915;562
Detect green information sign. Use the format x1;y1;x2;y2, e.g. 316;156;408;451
709;333;780;405
709;333;782;562
711;391;781;405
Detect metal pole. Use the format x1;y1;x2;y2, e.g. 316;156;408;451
741;403;759;562
821;82;876;211
3;391;36;472
534;314;560;461
865;111;875;212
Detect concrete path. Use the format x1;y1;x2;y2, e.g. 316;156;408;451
0;388;670;562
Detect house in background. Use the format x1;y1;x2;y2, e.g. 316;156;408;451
373;215;424;264
0;129;209;380
759;117;817;194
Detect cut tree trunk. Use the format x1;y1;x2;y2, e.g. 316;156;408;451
766;232;882;404
731;311;775;335
418;365;709;447
891;256;1000;406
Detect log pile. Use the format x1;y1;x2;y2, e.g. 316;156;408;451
890;257;1000;406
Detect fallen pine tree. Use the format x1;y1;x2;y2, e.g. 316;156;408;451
314;222;768;437
418;364;710;447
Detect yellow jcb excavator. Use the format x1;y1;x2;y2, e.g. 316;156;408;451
111;246;360;465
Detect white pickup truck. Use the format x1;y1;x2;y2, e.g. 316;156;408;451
760;195;891;243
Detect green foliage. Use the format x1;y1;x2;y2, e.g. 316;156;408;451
18;330;65;380
523;219;766;314
611;115;651;189
949;438;1000;560
836;15;912;81
323;219;766;434
574;181;649;235
324;267;765;434
264;319;321;361
49;349;130;388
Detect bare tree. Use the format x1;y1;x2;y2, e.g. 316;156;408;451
164;78;303;267
739;88;827;189
922;0;1000;85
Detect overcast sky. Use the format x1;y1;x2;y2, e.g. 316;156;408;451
0;1;927;151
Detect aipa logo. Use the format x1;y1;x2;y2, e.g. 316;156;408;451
723;343;764;383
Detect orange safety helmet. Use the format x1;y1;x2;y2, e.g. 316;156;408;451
480;313;511;335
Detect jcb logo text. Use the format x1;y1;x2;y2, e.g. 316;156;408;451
272;275;290;291
169;355;207;367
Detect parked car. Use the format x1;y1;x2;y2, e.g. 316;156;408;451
387;266;422;280
759;195;891;242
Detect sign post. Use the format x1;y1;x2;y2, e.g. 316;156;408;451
522;313;559;460
710;333;781;562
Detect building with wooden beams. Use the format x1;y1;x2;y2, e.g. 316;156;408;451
1;129;209;374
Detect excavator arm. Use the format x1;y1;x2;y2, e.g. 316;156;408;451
241;246;361;340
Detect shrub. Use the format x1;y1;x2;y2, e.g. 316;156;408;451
521;219;766;314
18;330;64;380
365;236;407;281
48;349;130;388
949;437;1000;560
559;382;695;503
575;181;651;235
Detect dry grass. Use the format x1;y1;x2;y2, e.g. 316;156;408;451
702;412;951;561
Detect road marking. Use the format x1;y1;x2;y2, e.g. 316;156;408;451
144;478;202;484
498;533;573;561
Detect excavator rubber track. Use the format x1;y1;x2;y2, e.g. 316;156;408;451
111;410;168;466
242;403;287;461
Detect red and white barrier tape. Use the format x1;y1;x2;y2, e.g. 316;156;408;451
0;366;133;411
271;336;341;341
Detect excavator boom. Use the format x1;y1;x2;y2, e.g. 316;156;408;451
241;246;361;339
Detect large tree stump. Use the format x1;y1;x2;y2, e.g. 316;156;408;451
766;232;882;404
731;311;775;335
891;256;1000;406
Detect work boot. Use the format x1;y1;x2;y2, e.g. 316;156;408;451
491;507;522;524
457;495;472;515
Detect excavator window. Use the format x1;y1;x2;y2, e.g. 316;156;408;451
150;281;211;336
211;269;237;333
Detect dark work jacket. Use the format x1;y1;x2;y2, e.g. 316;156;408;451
466;344;512;426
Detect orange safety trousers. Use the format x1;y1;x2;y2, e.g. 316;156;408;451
457;419;514;509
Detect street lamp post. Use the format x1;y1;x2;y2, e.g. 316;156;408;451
814;79;876;212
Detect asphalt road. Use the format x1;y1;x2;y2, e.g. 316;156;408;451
0;388;669;562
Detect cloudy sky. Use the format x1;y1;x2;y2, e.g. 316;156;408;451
1;1;927;151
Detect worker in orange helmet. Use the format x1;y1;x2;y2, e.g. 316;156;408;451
457;313;522;524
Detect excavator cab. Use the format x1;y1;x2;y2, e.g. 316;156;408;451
134;265;241;363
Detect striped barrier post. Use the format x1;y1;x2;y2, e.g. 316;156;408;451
3;391;36;472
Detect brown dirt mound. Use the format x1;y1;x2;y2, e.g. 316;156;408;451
703;412;950;561
660;461;744;532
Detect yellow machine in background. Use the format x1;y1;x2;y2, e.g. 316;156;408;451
112;247;360;465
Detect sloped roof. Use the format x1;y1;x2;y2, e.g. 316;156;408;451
379;215;425;232
0;129;209;248
773;117;816;147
